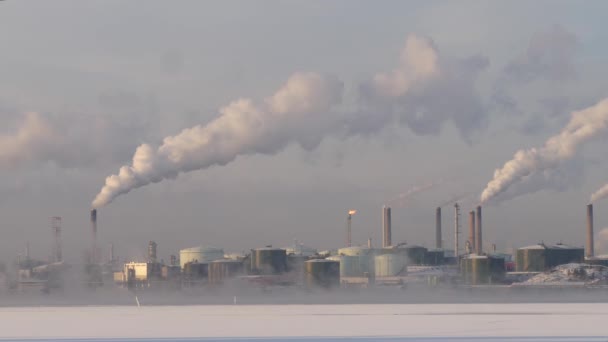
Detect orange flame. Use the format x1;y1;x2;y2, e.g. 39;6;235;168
348;210;357;215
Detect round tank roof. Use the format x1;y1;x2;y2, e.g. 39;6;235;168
181;246;224;253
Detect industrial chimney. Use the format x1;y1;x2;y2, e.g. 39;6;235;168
435;207;442;249
476;206;483;255
90;209;98;264
586;204;594;258
148;241;158;263
468;211;476;254
383;206;392;248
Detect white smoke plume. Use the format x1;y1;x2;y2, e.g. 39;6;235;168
591;183;608;203
92;72;343;208
385;180;442;208
595;228;608;255
0;112;62;167
480;98;608;204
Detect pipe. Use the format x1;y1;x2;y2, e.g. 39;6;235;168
587;204;594;258
435;207;442;249
476;206;483;255
469;211;476;254
383;206;392;248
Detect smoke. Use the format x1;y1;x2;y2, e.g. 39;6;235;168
591;183;608;203
0;112;63;168
595;228;608;255
356;34;489;142
92;72;343;208
385;180;441;207
480;98;608;204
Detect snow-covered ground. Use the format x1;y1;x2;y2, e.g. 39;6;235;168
520;263;608;286
0;304;607;340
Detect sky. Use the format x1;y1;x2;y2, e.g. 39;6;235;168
1;0;608;264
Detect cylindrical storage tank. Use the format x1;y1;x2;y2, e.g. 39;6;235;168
374;254;407;277
515;245;547;272
305;259;340;289
180;247;224;269
404;245;428;265
426;249;445;265
182;262;208;280
251;248;287;275
338;247;375;276
327;255;359;277
461;255;505;285
209;259;244;285
287;254;308;273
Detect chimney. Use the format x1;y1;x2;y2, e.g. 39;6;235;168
468;211;476;254
90;209;98;263
586;204;594;258
435;207;442;249
382;206;392;248
476;206;483;255
148;241;158;263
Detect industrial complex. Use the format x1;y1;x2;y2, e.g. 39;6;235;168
4;201;608;297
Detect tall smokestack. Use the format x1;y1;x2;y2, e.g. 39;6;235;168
435;207;442;249
586;204;594;258
454;203;460;256
90;209;98;264
468;211;476;254
347;213;352;247
383;206;392;248
148;241;158;263
476;206;483;255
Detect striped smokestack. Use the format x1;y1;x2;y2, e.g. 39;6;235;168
476;206;482;255
435;207;442;249
383;206;392;248
469;211;476;254
587;204;594;258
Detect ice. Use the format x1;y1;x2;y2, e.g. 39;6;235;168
0;304;607;339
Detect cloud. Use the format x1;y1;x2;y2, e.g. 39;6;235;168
357;34;489;142
504;25;579;83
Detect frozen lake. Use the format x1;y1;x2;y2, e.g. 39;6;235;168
0;304;607;340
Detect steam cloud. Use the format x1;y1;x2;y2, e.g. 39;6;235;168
0;112;62;167
92;72;343;208
356;34;489;141
591;183;608;203
481;98;608;204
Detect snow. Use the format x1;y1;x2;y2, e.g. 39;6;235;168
521;263;608;285
0;304;607;339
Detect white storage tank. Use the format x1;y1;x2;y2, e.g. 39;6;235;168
375;253;407;277
337;247;375;276
327;255;361;277
179;246;224;269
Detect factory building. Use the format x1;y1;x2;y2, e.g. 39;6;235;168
515;243;584;272
122;262;162;287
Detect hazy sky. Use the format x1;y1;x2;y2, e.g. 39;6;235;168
1;0;608;263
